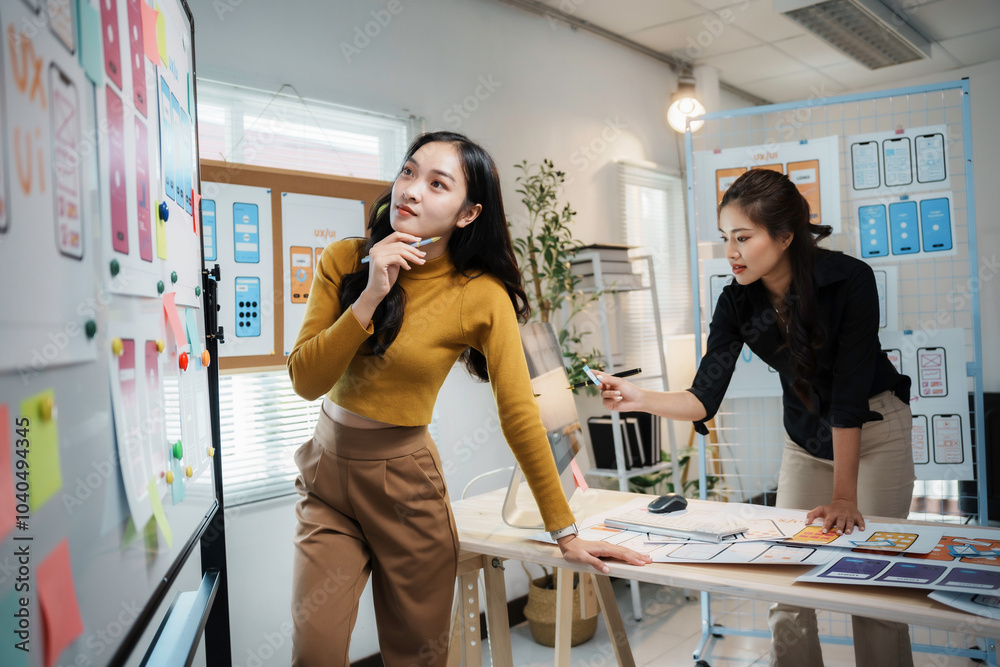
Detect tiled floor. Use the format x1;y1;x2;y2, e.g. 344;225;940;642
480;580;987;666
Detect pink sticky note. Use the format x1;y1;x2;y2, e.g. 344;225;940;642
140;2;160;64
38;540;85;667
570;459;589;492
162;293;187;346
193;191;201;234
0;405;15;538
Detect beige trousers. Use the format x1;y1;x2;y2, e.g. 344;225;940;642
291;409;459;667
768;390;916;667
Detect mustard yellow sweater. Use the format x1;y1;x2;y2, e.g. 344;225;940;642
288;238;575;531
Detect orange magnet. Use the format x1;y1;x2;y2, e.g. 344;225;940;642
201;350;211;367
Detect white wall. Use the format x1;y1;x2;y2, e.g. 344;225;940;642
185;0;713;662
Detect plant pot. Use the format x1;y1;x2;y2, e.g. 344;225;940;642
522;570;598;647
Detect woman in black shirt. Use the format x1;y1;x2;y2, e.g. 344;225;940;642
595;169;915;667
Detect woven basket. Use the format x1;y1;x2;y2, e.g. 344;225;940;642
521;565;598;647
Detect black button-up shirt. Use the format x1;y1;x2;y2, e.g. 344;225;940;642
687;248;910;460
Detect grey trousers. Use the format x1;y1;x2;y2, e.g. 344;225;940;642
768;390;916;667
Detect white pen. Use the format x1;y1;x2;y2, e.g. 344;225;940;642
361;236;441;264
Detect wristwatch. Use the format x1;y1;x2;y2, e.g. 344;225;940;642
549;523;579;541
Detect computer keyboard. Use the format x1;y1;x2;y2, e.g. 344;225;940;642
605;509;748;542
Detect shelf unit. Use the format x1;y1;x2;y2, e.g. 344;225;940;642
568;252;676;621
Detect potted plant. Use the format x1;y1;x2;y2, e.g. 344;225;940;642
509;159;604;393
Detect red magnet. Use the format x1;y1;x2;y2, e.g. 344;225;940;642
179;351;189;371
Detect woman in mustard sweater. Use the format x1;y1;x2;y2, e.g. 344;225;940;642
287;131;650;666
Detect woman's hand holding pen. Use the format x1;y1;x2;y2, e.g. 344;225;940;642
595;372;646;412
353;232;427;326
557;534;652;573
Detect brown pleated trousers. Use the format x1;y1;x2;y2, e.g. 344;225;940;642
291;409;459;667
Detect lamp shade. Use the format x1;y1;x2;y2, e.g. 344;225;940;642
667;78;705;133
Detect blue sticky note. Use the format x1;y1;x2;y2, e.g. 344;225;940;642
77;0;103;85
184;308;201;357
170;459;186;504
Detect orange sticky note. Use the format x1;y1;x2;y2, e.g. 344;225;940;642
140;1;160;63
38;540;85;667
193;191;201;234
162;293;187;347
0;405;15;539
570;459;589;492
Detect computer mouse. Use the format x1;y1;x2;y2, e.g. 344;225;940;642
647;493;688;514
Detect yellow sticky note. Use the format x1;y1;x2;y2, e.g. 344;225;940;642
155;4;168;67
147;478;172;547
156;200;168;259
20;390;62;510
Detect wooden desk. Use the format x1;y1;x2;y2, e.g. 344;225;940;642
451;486;1000;665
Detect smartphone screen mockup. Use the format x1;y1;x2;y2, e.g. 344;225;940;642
233;203;260;263
235;277;262;337
932;414;963;465
882;137;913;187
883;348;902;374
912;415;929;465
787;159;821;224
107;87;129;255
889;201;919;255
100;0;123;90
290;246;314;303
858;204;889;258
851;141;880;190
50;63;84;259
915;133;946;183
126;0;147;117
918;346;947;398
135;117;152;262
159;76;174;202
920;197;952;252
201;199;217;261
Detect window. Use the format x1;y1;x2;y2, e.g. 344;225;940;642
618;160;691;384
195;81;413;504
216;370;322;505
196;79;414;181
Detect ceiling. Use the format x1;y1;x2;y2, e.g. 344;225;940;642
530;0;1000;103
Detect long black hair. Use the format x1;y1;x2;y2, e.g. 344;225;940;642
339;131;529;381
719;169;833;409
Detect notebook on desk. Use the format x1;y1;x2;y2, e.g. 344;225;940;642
605;508;749;543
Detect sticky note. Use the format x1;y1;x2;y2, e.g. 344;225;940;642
184;307;202;357
0;405;15;539
155;200;168;259
77;0;103;85
155;4;168;66
570;459;589;492
193;191;201;234
147;478;173;547
20;390;62;510
140;1;160;63
162;293;187;347
171;459;186;504
0;587;29;667
38;540;85;667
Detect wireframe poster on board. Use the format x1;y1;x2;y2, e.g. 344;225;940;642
846;125;950;199
693;135;842;242
201;183;275;358
281;193;365;355
881;328;972;480
0;0;98;374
